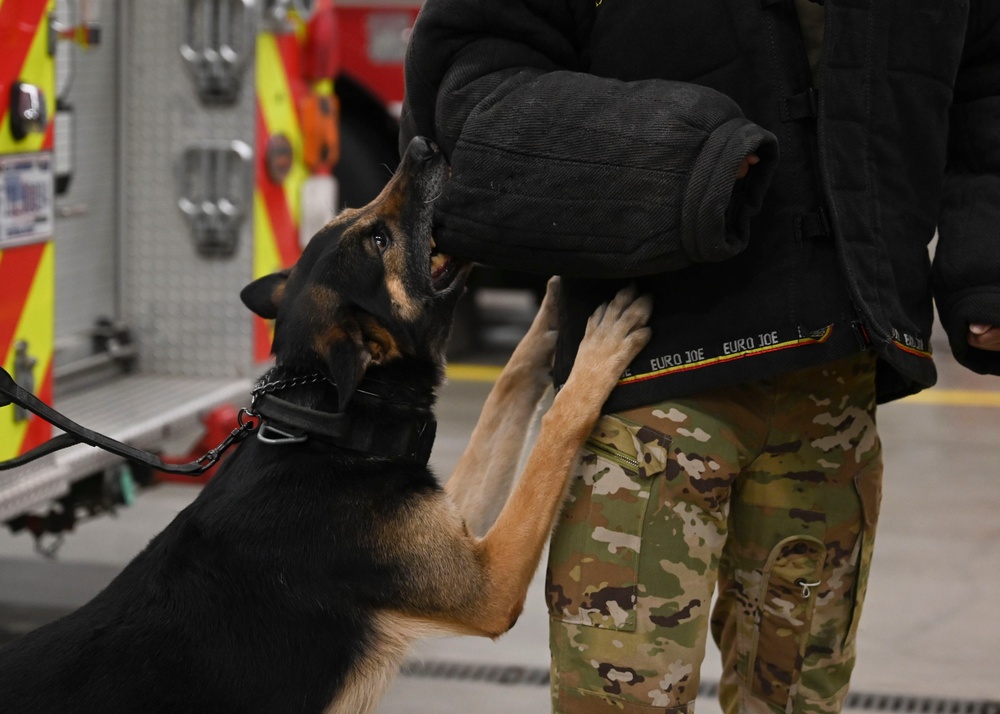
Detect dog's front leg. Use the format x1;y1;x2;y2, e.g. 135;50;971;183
445;276;561;535
466;285;652;636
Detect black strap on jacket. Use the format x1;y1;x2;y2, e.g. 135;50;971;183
797;208;831;240
780;88;819;122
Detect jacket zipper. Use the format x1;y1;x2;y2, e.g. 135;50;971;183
585;437;640;473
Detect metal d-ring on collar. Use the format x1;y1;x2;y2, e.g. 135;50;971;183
256;423;308;445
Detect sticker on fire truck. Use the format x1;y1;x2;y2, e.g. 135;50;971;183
0;152;54;246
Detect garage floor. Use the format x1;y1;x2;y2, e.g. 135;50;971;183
2;291;999;713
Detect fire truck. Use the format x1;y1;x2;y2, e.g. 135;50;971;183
0;0;420;544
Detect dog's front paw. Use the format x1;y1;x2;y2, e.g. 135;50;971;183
574;285;652;392
527;276;560;357
507;277;560;386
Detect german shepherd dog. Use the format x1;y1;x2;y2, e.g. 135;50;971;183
0;137;651;713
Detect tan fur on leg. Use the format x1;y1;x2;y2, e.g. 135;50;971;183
435;285;651;636
328;286;652;714
324;613;458;714
445;277;561;535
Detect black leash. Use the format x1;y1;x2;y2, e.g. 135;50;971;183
0;367;258;476
0;364;438;475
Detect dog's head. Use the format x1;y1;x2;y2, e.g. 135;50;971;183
241;137;471;411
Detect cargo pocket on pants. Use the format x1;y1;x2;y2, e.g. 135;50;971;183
843;460;882;649
546;415;669;632
748;534;827;708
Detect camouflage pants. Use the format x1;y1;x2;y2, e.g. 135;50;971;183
546;353;882;714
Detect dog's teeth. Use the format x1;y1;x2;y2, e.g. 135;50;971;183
430;253;448;272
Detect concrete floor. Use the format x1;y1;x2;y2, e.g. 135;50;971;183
2;293;999;712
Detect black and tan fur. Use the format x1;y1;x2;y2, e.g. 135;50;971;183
0;137;652;714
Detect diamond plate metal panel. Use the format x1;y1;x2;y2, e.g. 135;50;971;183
0;2;269;519
119;0;260;379
52;6;120;344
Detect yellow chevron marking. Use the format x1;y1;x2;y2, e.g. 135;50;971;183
252;191;281;348
1;243;54;460
253;190;283;283
256;33;308;235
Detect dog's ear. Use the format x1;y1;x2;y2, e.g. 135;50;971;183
315;313;374;412
240;271;289;319
316;312;405;412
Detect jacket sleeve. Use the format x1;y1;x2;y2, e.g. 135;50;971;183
933;0;1000;375
399;0;778;278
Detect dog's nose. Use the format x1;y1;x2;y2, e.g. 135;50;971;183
407;136;439;163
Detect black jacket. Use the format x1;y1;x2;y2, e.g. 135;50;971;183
400;0;1000;408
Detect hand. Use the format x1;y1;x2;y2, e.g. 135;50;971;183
968;324;1000;351
736;154;760;180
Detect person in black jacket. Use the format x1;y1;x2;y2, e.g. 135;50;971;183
400;1;1000;711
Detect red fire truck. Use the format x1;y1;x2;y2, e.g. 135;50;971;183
0;0;421;543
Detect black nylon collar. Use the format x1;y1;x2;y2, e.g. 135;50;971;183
250;368;437;465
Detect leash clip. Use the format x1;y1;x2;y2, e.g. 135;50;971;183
196;408;261;467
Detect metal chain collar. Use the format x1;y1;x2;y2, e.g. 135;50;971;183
250;369;337;410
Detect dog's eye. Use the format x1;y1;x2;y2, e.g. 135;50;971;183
373;232;391;254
